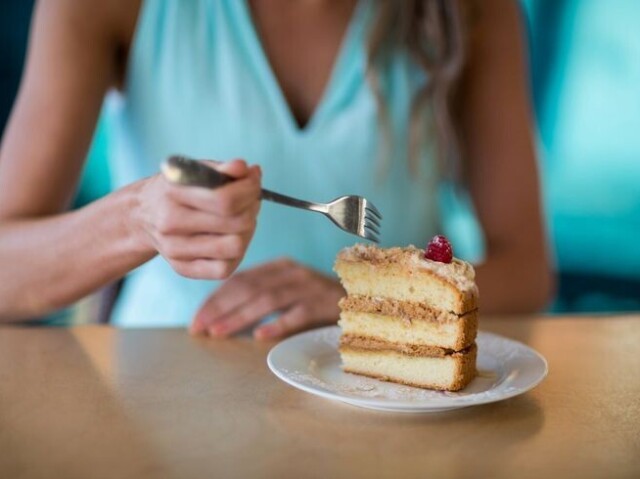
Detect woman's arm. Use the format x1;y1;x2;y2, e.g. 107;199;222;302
459;0;554;313
0;0;119;216
0;0;135;320
0;0;261;321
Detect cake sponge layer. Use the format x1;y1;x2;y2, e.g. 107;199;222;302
340;346;477;391
334;259;477;314
339;295;475;323
339;311;477;350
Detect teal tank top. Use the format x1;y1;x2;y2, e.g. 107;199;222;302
106;0;473;327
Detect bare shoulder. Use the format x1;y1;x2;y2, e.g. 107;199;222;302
0;0;143;217
34;0;138;38
33;0;142;78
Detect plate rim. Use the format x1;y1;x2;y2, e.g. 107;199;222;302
267;326;548;411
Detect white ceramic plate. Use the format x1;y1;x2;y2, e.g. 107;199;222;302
267;326;548;413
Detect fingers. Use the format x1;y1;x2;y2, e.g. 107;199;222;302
156;203;259;236
205;283;308;338
162;232;252;261
190;260;343;340
191;258;300;334
169;258;239;281
254;304;328;341
213;158;252;179
167;163;262;216
144;159;262;281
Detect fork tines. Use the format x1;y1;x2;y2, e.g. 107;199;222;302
362;200;382;243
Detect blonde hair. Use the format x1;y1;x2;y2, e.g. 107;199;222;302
366;0;466;182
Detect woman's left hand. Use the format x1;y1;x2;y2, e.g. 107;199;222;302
189;258;345;340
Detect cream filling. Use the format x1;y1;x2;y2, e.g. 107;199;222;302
339;295;476;323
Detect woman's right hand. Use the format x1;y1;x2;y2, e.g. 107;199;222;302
131;159;262;280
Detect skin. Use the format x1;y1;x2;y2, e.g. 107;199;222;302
0;0;553;338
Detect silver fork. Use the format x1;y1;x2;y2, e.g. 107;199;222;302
161;155;382;243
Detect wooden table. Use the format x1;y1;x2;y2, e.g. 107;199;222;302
1;315;639;479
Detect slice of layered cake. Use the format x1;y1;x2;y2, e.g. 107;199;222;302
334;236;478;391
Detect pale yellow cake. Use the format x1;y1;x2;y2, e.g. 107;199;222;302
334;244;479;391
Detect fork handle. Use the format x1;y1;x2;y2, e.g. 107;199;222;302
162;156;328;214
260;189;327;213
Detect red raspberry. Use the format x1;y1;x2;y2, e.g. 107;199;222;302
425;235;453;263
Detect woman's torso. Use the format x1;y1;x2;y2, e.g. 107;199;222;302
106;0;443;327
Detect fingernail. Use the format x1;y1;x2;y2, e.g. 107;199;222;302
208;324;227;337
255;325;276;340
189;321;204;335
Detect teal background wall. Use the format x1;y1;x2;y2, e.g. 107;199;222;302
523;0;640;311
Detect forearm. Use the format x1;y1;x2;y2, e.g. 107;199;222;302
474;250;554;315
0;182;155;321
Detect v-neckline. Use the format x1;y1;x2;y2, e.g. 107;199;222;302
234;0;368;136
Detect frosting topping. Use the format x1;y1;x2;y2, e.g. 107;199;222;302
338;244;477;292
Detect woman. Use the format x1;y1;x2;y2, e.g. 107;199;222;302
0;0;552;337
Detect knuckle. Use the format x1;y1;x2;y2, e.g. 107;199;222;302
269;288;285;305
267;289;288;310
225;235;246;257
161;239;180;259
291;265;311;281
306;277;325;292
232;282;251;298
235;283;255;300
249;180;262;198
223;261;238;278
211;261;235;280
170;261;191;278
172;259;240;281
279;313;297;330
228;269;247;284
250;200;262;216
302;283;319;297
236;210;258;232
214;194;238;216
157;209;178;235
239;269;263;288
164;183;181;200
210;236;235;259
257;294;276;312
296;303;312;317
208;265;225;280
225;311;248;330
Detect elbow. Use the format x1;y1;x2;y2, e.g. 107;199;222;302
0;306;35;324
528;267;556;313
0;290;57;324
516;260;556;314
482;257;556;316
0;308;32;324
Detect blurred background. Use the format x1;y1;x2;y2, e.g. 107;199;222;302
1;0;639;322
